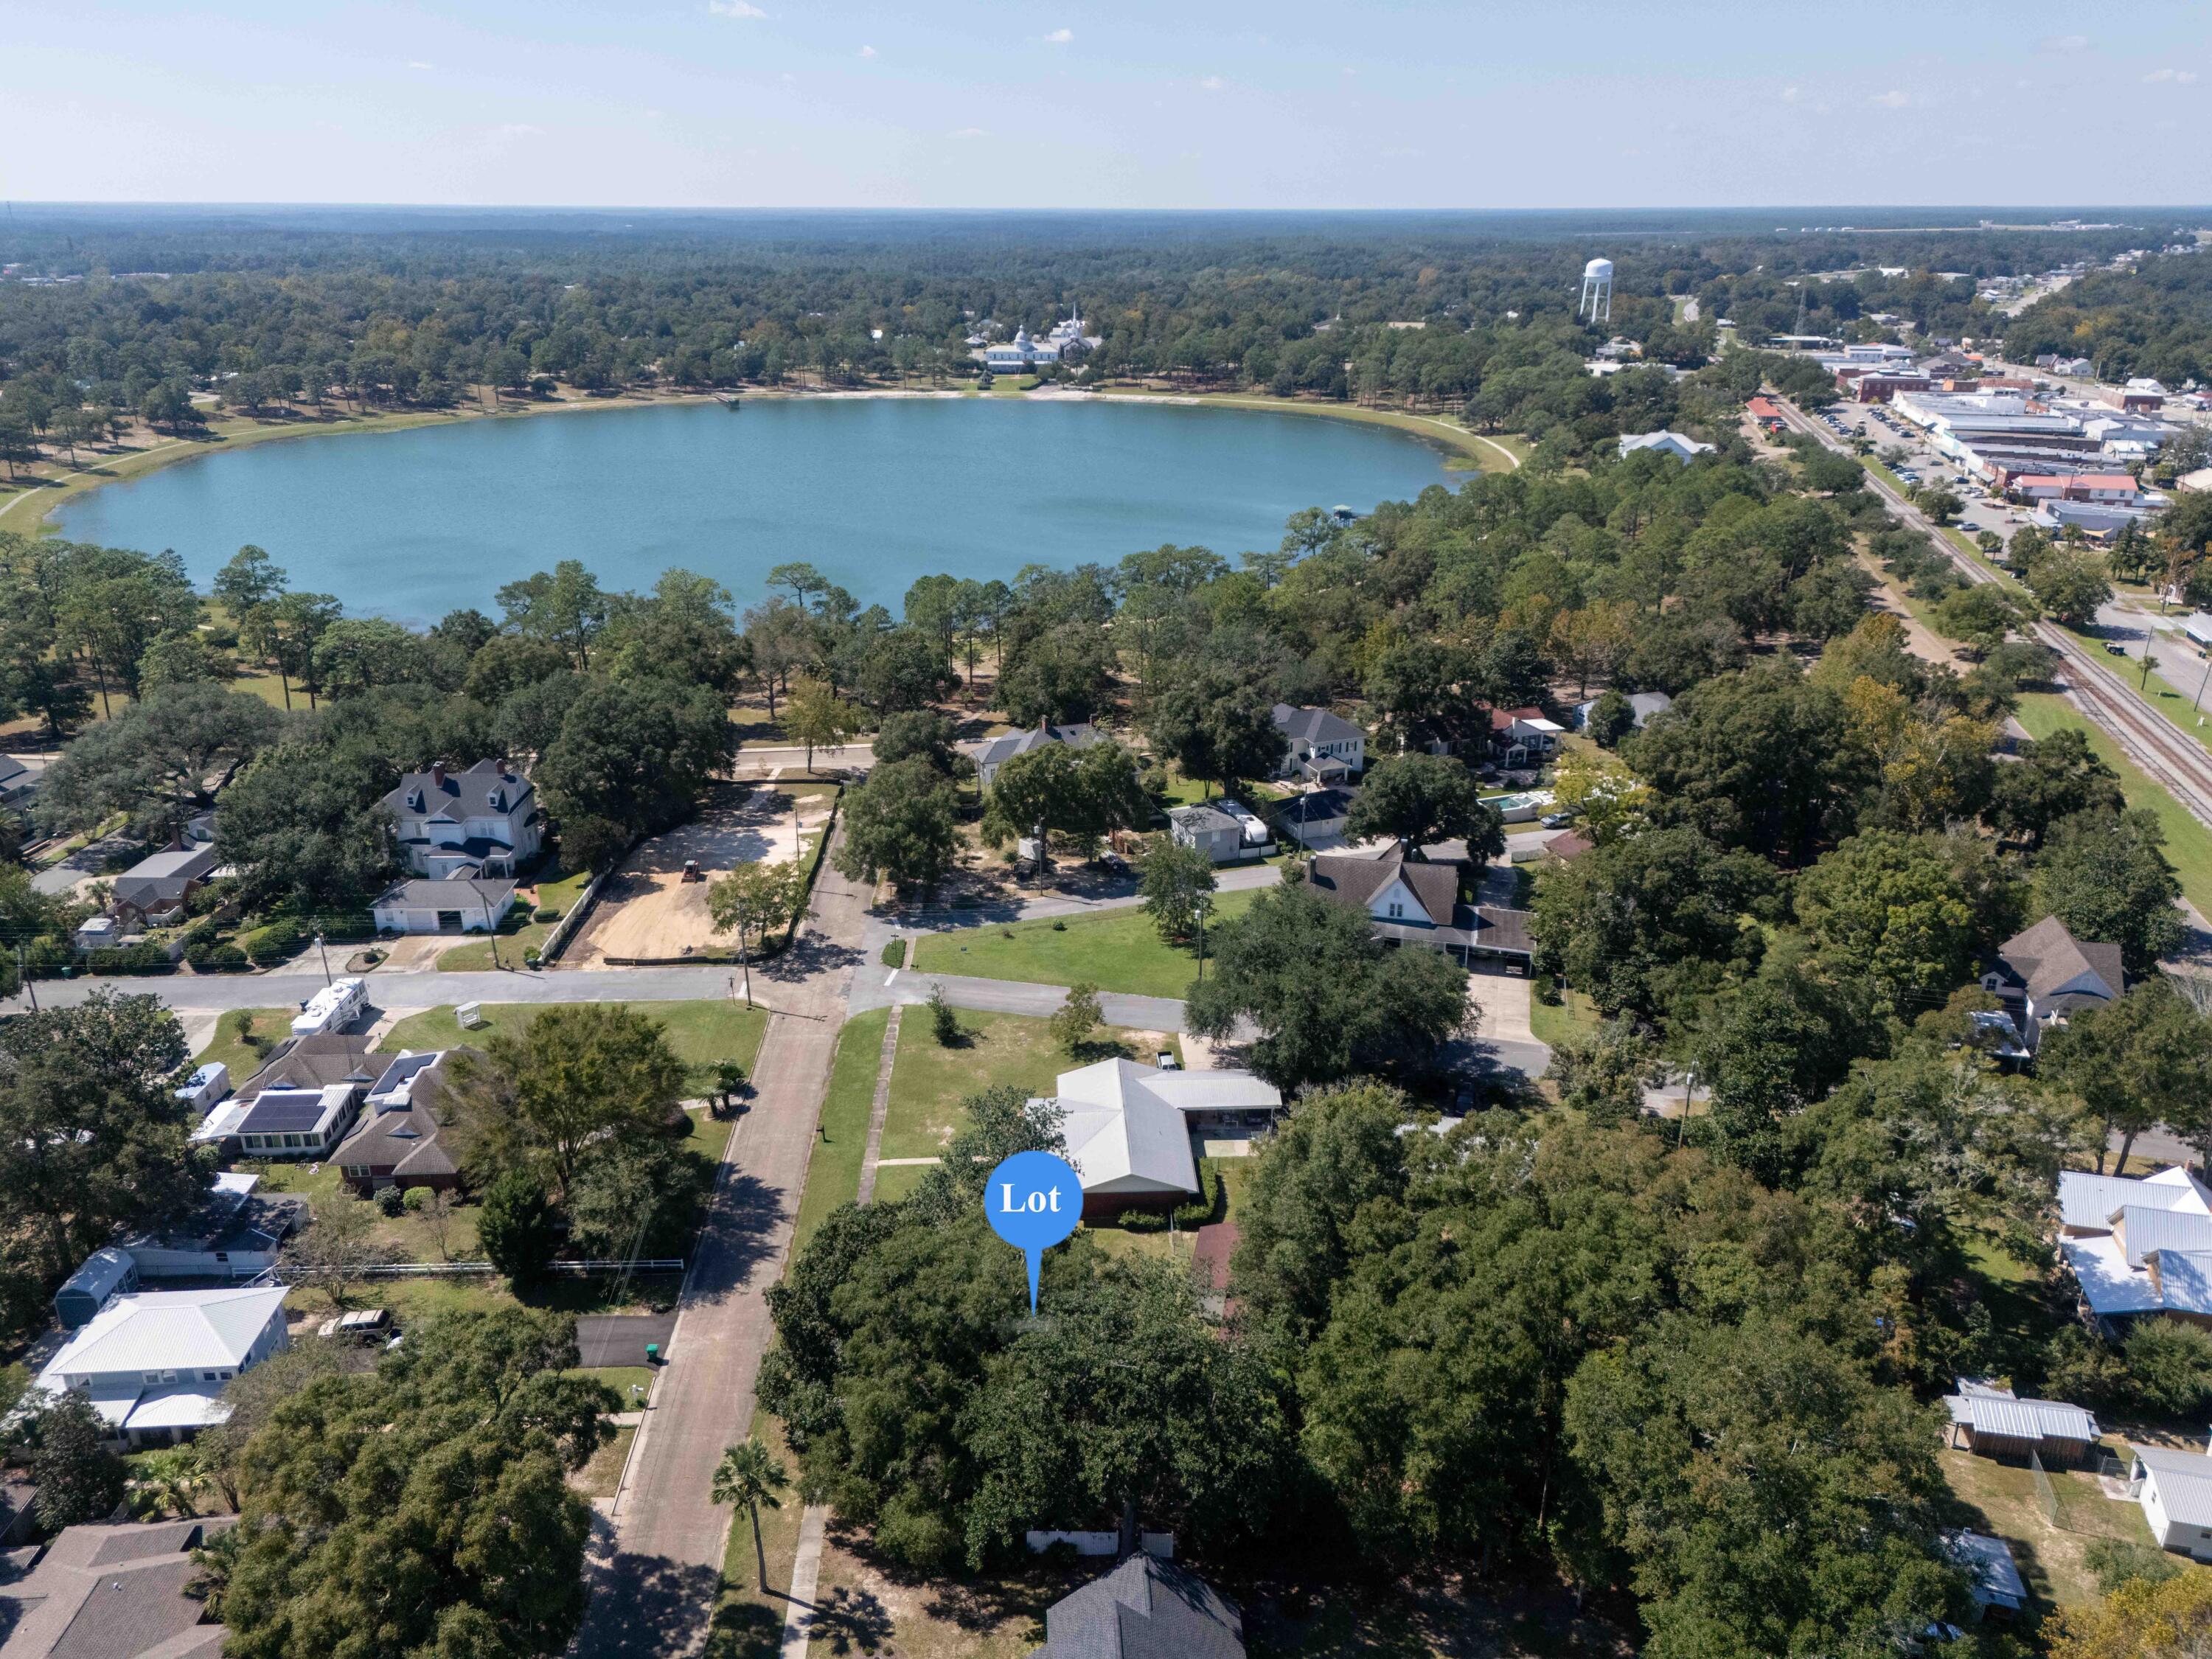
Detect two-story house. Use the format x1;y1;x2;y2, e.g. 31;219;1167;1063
382;758;540;879
33;1285;290;1447
1304;847;1534;973
1270;704;1361;782
1981;916;2123;1052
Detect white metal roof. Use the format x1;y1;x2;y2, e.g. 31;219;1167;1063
2134;1444;2212;1529
2120;1204;2212;1268
2058;1166;2212;1232
1944;1531;2027;1608
122;1385;232;1431
41;1286;285;1380
1944;1389;2098;1444
2061;1233;2169;1315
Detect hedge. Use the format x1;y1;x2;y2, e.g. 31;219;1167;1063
534;905;563;923
187;942;252;972
84;943;175;976
241;919;305;967
1109;1158;1223;1233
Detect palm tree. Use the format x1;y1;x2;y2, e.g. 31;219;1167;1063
712;1437;790;1590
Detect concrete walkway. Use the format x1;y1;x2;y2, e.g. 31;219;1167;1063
575;841;872;1659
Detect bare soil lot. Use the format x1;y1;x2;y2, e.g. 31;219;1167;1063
566;783;835;967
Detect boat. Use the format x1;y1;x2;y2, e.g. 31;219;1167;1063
720;394;742;411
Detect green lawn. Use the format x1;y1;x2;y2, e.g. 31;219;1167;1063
1526;988;1601;1050
2013;692;2212;916
706;1411;807;1659
880;1010;1160;1163
574;1423;638;1501
1938;1446;2154;1610
380;1001;768;1097
911;888;1259;999
192;1006;295;1082
247;1159;482;1262
436;865;595;970
790;1007;890;1255
573;1364;658;1405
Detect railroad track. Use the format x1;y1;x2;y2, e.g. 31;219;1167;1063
1778;399;2212;830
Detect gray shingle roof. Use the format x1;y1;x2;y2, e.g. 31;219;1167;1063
383;757;534;821
1994;916;2124;1008
1030;1556;1244;1659
1271;703;1362;748
1305;850;1458;926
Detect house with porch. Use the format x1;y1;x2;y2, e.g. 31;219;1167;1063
1489;706;1565;768
2055;1165;2212;1329
1302;847;1535;972
32;1285;289;1447
382;758;540;880
1270;703;1361;782
1980;916;2122;1053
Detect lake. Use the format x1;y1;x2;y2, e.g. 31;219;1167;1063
53;396;1458;623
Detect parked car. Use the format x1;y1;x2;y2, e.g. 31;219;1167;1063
1098;852;1130;875
1540;812;1574;829
2104;641;2129;656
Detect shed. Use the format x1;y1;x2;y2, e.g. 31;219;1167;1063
55;1248;139;1329
1944;1530;2027;1621
1942;1380;2101;1467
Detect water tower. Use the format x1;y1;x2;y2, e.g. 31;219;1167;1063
1579;257;1614;324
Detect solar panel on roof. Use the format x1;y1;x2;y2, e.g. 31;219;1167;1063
237;1091;333;1133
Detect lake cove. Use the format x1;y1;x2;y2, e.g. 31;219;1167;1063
53;395;1457;622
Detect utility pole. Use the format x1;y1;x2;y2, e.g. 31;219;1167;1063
314;931;333;987
481;888;504;970
19;945;37;1012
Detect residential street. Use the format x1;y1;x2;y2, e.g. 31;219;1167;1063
572;835;870;1659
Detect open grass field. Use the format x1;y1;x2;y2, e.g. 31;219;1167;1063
911;888;1259;998
2013;692;2212;916
379;1000;768;1098
1938;1447;2154;1610
877;1010;1171;1163
791;1006;890;1254
249;1158;482;1262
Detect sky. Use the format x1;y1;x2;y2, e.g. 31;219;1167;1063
3;0;2208;211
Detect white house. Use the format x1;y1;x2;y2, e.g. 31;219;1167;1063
1167;804;1244;865
1304;847;1535;971
1489;706;1565;768
2129;1444;2212;1560
1618;430;1716;462
1574;691;1672;731
35;1285;290;1447
1042;1058;1279;1219
371;874;520;935
1980;916;2123;1052
2055;1166;2212;1326
382;759;540;880
1270;704;1362;782
120;1172;303;1281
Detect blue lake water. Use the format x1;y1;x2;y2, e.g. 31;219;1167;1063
53;397;1455;624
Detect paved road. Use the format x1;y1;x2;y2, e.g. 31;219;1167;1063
1;963;760;1019
572;841;871;1659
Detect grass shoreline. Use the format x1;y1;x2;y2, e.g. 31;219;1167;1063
1;383;1520;539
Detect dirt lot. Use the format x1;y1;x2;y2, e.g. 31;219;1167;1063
565;783;835;967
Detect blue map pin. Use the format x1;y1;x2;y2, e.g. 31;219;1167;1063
984;1150;1082;1313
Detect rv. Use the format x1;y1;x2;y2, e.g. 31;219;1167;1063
291;977;366;1037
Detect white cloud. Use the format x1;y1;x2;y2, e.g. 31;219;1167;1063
2143;67;2199;83
1868;88;1910;108
489;122;545;142
1780;85;1801;102
707;0;768;16
2039;32;2091;53
407;60;435;71
1198;74;1224;91
1043;27;1072;44
858;43;877;58
950;126;988;138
